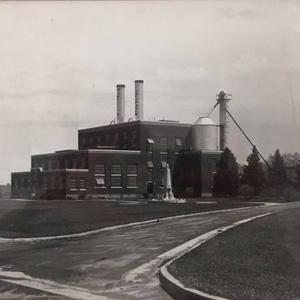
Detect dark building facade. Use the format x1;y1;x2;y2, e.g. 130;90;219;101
11;119;221;199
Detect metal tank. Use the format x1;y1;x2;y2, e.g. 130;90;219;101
192;117;218;151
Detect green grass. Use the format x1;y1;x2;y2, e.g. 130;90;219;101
168;208;300;300
0;199;261;238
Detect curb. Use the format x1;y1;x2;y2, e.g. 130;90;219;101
159;212;276;300
0;204;269;244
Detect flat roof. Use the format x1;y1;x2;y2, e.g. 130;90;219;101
32;149;141;158
79;120;192;134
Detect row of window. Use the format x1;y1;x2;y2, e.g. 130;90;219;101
146;137;182;151
94;163;138;188
81;131;138;148
70;178;86;190
34;157;86;171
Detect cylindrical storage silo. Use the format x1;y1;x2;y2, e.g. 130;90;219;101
192;117;218;151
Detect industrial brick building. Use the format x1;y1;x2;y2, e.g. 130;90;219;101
11;81;230;200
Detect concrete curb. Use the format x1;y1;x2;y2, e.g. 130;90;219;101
0;204;268;244
159;212;276;300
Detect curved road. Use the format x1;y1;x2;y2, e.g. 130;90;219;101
0;203;297;300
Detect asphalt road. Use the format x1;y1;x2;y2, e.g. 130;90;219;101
0;202;297;300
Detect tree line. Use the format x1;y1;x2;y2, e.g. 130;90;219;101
212;147;300;201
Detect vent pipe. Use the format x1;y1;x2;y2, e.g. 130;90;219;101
135;80;144;121
116;84;125;123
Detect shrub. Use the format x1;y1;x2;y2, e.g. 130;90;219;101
261;186;300;202
78;193;86;200
282;187;300;202
238;184;254;199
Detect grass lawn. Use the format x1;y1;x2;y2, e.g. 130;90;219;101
0;198;261;238
168;207;300;300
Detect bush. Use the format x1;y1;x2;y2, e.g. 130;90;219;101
78;193;86;200
238;184;254;199
282;187;300;202
261;186;300;202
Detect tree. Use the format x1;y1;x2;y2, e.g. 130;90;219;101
268;149;288;195
213;148;239;197
243;146;265;197
294;158;300;191
282;152;300;167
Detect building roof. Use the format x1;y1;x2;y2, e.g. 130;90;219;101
78;120;192;134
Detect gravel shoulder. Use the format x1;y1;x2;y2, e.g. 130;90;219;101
168;207;300;300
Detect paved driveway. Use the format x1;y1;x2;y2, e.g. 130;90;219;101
0;203;295;300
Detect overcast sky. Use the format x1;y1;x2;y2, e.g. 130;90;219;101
0;1;300;184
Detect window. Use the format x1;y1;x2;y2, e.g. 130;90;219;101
212;159;217;173
43;177;48;189
115;133;119;142
105;135;110;144
160;151;168;168
89;136;93;146
56;160;60;170
147;137;154;157
95;164;105;188
97;136;101;145
147;169;153;182
131;131;137;147
111;164;122;187
111;176;122;187
34;162;38;168
127;176;137;187
175;138;182;154
41;161;45;170
127;164;137;174
20;178;25;189
48;161;52;170
160;171;165;187
160;152;168;162
70;178;77;190
80;178;86;190
95;164;105;174
175;138;182;147
123;132;127;140
80;157;86;169
27;178;31;189
72;158;77;169
14;179;18;189
58;176;63;189
50;176;55;189
111;164;121;174
161;161;167;168
147;161;154;168
160;137;168;150
127;164;138;187
132;131;137;140
82;137;86;146
65;159;69;169
95;176;105;187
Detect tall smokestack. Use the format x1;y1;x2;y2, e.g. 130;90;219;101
217;91;231;150
116;84;125;123
135;80;144;121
